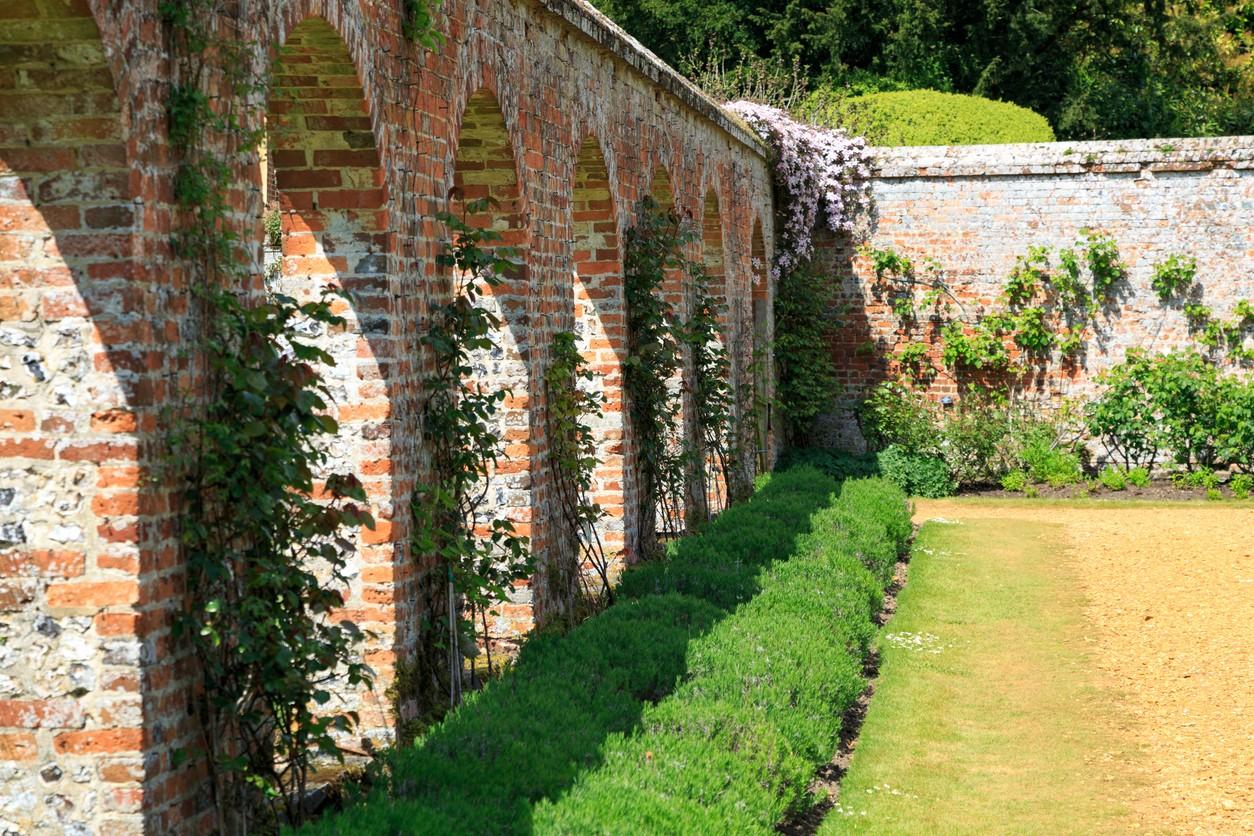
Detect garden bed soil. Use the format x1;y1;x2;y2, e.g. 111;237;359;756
913;499;1254;834
964;478;1243;502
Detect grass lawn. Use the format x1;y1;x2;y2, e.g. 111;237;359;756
820;514;1147;835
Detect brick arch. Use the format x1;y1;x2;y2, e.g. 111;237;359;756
264;14;397;741
0;1;148;829
569;134;628;569
450;86;535;648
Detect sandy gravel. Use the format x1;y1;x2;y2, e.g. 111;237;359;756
915;500;1254;835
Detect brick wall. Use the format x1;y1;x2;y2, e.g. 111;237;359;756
817;137;1254;451
0;0;775;831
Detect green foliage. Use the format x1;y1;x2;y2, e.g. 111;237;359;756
1144;350;1234;470
774;259;840;443
411;203;532;711
624;198;689;552
1085;351;1161;469
1013;307;1056;356
1231;473;1253;500
1098;466;1128;491
859;380;938;455
170;289;375;827
1151;254;1198;302
1083;231;1127;303
1005;248;1050;307
1021;434;1085;487
302;466;862;834
1001;470;1029;492
535;476;910;831
1126;466;1151;487
402;0;444;47
544;330;612;611
593;0;1253;140
1089;349;1253;473
803;89;1055;146
683;263;738;517
940;390;1041;486
263;209;282;249
940;319;1010;370
877;445;957;497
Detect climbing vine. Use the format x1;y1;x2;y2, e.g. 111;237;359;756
867;233;1252;392
410;202;532;714
543;331;613;611
624;197;689;558
682;264;737;518
160;2;396;830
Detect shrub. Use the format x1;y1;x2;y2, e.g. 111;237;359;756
1098;467;1128;491
1086;352;1161;469
1001;470;1029;492
860;380;940;455
1021;435;1084;487
877;445;956;498
802;89;1055;146
1126;467;1151;488
534;478;910;831
941;390;1038;486
776;447;880;482
1231;473;1253;500
302;468;840;835
1145;351;1235;471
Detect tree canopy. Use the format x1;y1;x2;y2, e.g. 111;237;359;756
592;0;1254;139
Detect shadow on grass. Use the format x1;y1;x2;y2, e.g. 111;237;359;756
300;467;838;835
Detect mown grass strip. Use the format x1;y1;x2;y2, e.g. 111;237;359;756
820;516;1141;834
301;466;842;834
533;478;912;832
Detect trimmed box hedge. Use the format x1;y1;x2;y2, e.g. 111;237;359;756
302;466;861;834
803;88;1055;146
534;476;910;832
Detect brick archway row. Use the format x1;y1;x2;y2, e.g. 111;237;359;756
0;0;774;831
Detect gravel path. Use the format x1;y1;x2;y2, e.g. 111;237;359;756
916;499;1254;835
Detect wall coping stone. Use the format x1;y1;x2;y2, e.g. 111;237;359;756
536;0;769;157
871;136;1254;179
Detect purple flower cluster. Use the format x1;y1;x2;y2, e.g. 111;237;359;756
727;100;872;278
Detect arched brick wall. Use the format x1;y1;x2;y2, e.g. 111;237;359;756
0;0;777;829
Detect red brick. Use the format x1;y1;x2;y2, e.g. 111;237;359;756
54;728;142;755
46;580;138;609
0;732;37;762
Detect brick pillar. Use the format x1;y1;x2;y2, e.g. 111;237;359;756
0;2;147;832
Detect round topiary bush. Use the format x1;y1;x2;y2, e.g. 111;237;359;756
801;88;1055;146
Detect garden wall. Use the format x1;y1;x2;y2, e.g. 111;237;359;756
0;0;774;832
816;136;1254;451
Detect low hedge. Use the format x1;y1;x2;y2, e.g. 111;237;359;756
802;88;1055;146
780;446;956;498
302;466;845;835
533;477;911;831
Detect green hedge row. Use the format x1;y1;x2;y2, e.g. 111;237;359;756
301;466;848;835
533;477;912;831
803;88;1056;146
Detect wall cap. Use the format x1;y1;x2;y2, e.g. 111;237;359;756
535;0;770;158
871;136;1254;179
